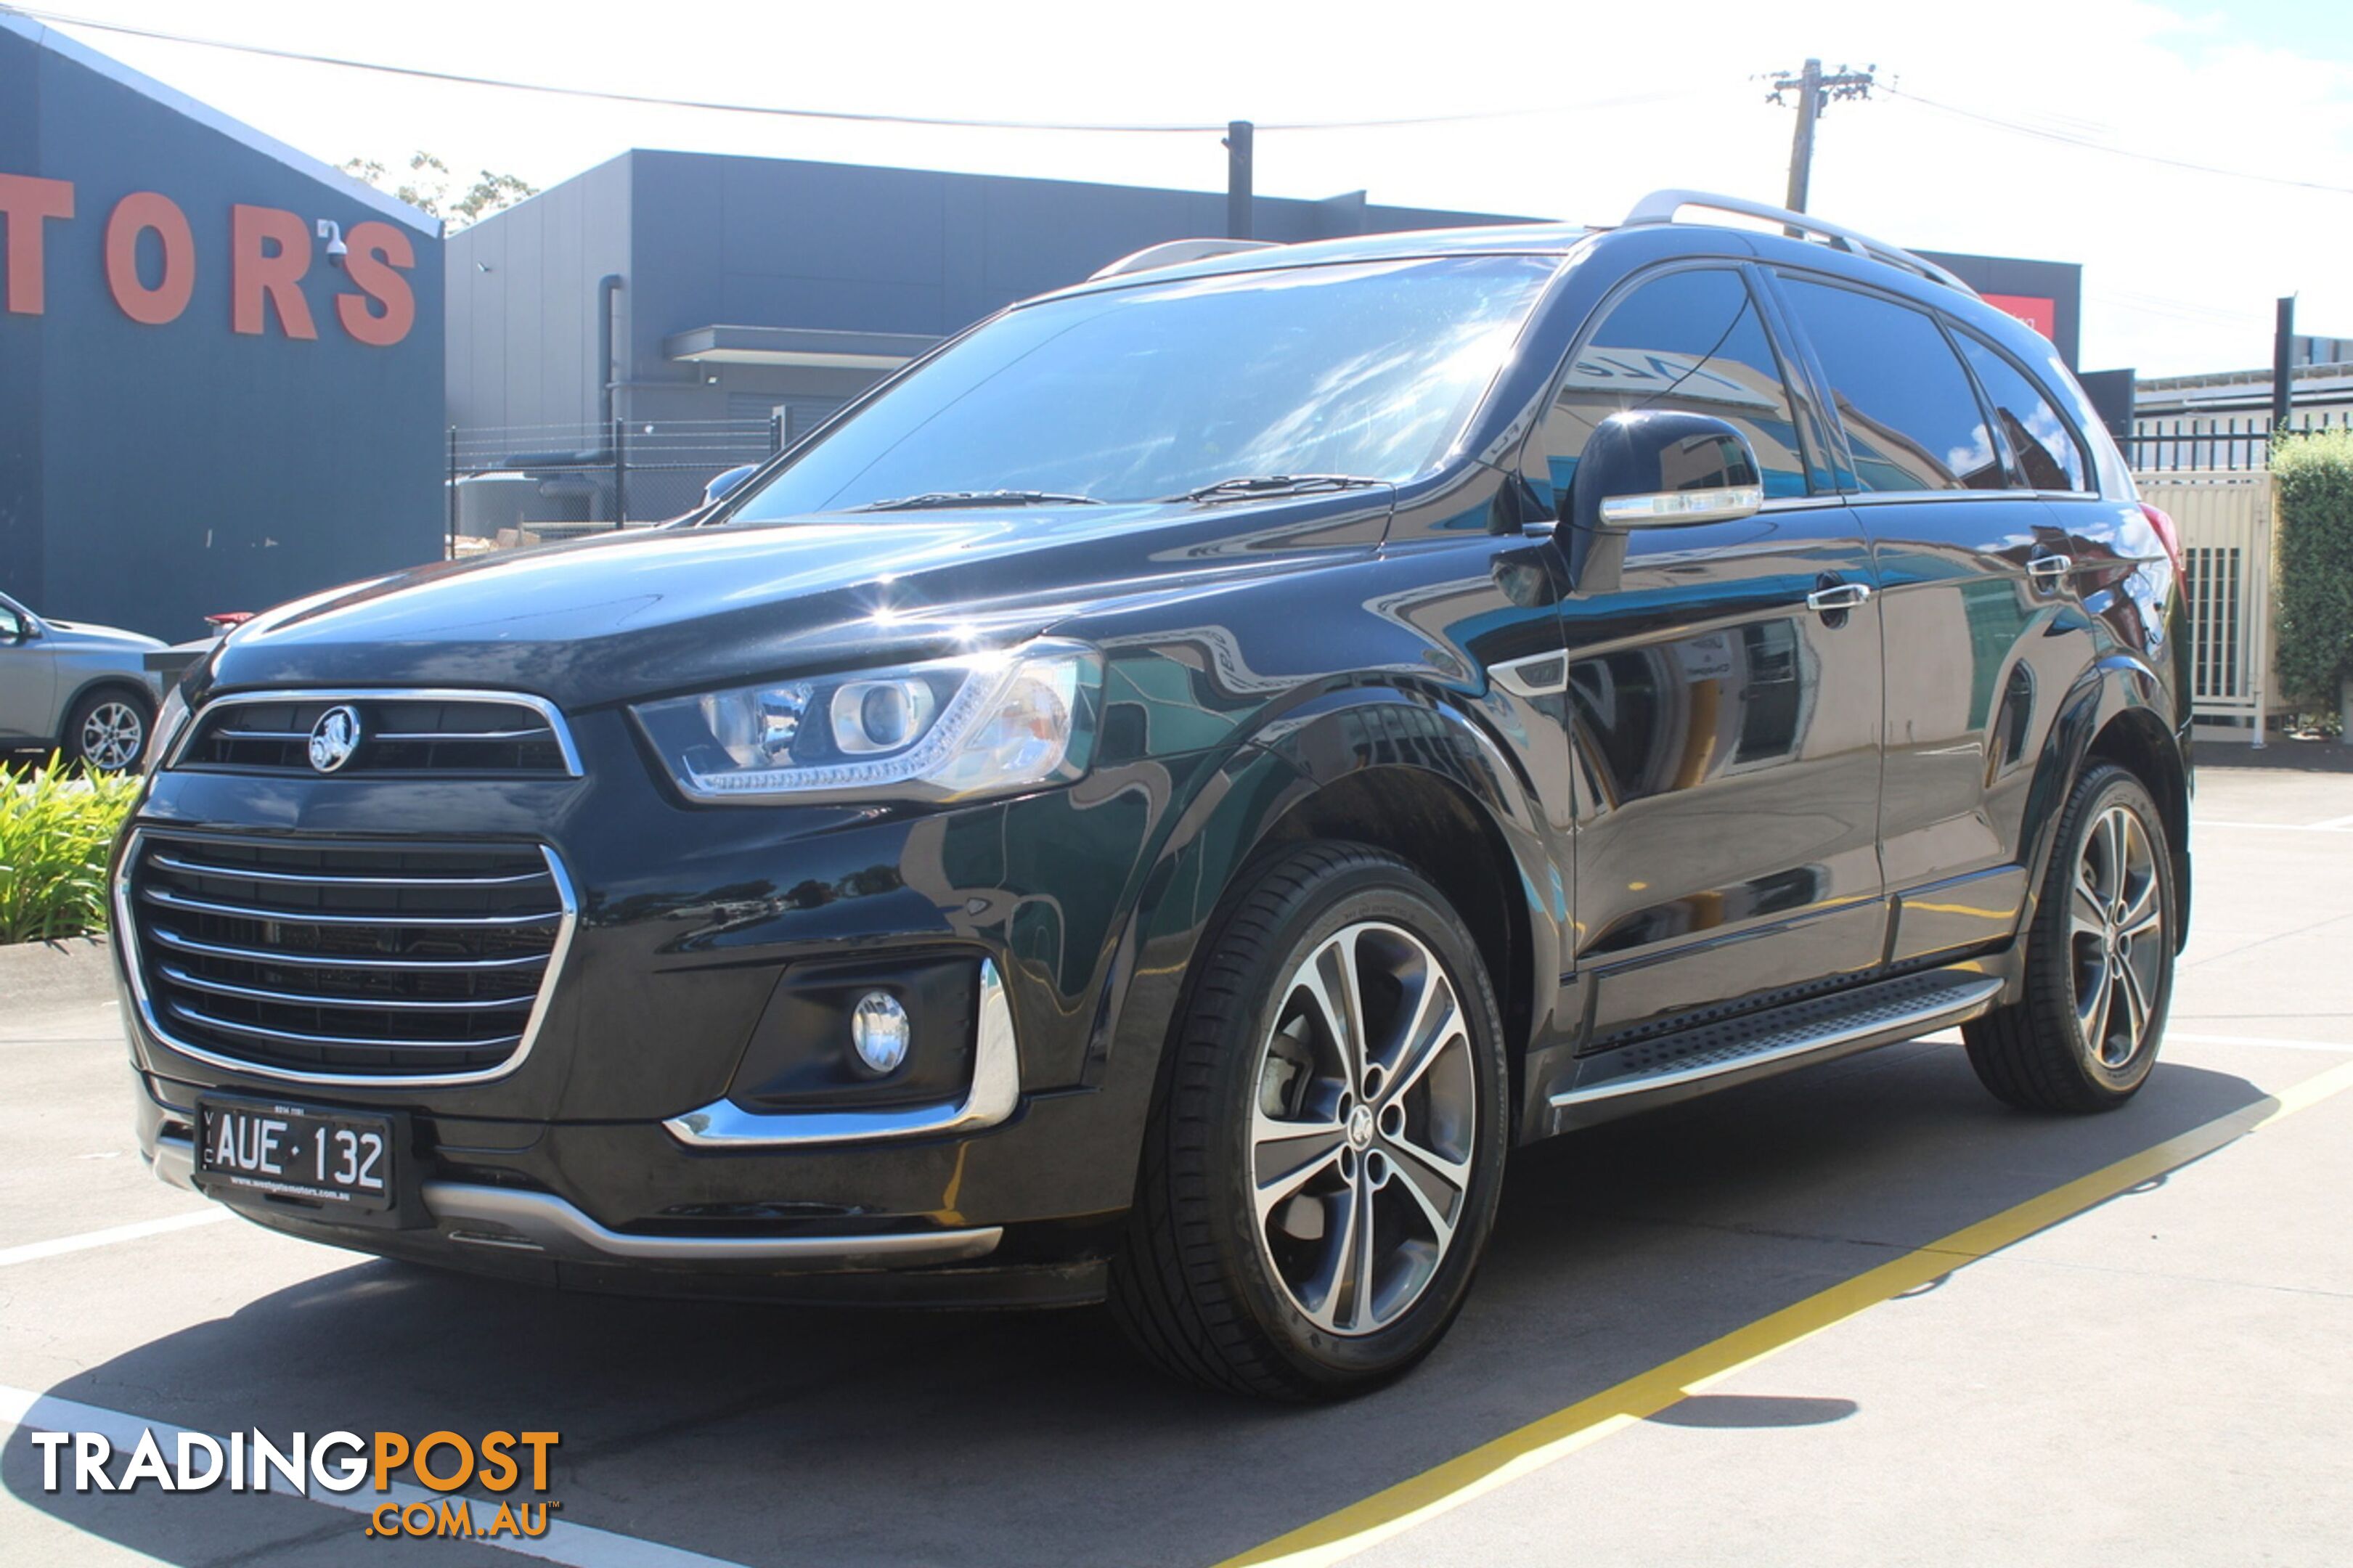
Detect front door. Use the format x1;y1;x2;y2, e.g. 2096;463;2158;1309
1521;264;1888;1045
0;597;54;742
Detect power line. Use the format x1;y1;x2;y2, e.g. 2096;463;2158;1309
1883;83;2353;197
0;4;1676;135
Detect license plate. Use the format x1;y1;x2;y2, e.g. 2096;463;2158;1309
195;1100;396;1212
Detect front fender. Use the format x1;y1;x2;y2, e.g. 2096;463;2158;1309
1082;683;1570;1174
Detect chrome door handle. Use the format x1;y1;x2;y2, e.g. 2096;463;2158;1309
1806;581;1872;613
2027;553;2074;583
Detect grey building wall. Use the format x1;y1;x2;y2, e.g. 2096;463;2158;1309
446;150;1534;436
0;17;442;640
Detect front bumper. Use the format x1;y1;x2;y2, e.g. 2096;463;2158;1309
116;703;1179;1298
146;1127;1003;1266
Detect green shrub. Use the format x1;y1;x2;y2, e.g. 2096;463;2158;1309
2273;428;2353;709
0;759;143;944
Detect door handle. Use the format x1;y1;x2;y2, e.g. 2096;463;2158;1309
2026;552;2074;585
1806;581;1872;613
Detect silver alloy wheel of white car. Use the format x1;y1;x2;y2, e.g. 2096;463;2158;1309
1250;920;1478;1336
77;699;146;772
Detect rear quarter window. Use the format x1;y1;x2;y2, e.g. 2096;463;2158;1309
1952;330;2092;493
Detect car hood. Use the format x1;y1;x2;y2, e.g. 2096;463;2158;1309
41;618;167;653
204;495;1388;710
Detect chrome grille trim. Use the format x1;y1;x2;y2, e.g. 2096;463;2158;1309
158;965;542;1012
163;1001;525;1054
147;851;550;889
164;687;584;777
138;884;563;927
115;828;579;1087
147;926;552;971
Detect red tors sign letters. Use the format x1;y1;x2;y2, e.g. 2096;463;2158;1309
0;173;416;346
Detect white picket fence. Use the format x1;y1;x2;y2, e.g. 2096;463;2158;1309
2134;470;2278;743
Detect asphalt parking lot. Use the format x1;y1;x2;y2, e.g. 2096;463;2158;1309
4;764;2350;1567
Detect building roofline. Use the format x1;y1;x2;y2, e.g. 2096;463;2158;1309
564;145;1544;225
2138;361;2353;392
1;12;439;237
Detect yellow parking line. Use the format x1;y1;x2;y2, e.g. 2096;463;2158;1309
1217;1058;2353;1568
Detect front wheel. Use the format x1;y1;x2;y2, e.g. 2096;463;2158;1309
1109;843;1510;1400
1963;763;2174;1113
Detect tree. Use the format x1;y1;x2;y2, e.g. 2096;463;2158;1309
340;152;537;230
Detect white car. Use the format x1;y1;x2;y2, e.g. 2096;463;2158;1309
0;590;166;771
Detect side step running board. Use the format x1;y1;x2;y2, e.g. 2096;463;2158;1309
1543;969;2004;1133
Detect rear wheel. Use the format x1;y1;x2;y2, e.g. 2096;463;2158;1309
1964;764;2174;1112
63;687;152;773
1109;843;1509;1400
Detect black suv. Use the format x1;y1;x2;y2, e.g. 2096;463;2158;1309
116;191;2190;1400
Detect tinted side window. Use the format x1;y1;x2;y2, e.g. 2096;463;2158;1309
1953;331;2090;492
1779;278;2001;493
1530;268;1809;507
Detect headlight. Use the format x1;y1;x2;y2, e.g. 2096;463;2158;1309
632;640;1101;805
144;682;191;775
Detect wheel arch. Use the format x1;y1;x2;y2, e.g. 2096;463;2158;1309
2020;657;2193;955
55;674;157;749
1095;684;1565;1160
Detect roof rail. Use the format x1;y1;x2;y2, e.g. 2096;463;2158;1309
1088;237;1283;281
1620;189;1976;296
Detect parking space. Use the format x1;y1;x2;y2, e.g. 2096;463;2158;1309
4;765;2349;1567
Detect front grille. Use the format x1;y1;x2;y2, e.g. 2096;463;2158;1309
124;831;573;1080
177;693;575;776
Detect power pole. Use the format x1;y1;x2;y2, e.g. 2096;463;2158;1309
1226;120;1255;240
2272;295;2296;430
1766;60;1875;213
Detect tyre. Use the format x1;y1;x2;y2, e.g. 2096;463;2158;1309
62;687;152;773
1109;842;1510;1400
1963;764;2174;1113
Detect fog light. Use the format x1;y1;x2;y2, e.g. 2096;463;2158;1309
849;991;910;1074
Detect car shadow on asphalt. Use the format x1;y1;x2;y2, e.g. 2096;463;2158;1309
4;1040;2275;1568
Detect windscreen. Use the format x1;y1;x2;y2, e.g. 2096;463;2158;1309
728;255;1560;516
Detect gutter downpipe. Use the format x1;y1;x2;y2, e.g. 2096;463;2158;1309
598;274;624;430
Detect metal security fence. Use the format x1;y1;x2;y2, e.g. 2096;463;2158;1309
445;418;786;550
2124;410;2350;473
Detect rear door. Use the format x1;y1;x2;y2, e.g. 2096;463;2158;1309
1768;272;2098;963
1520;263;1888;1044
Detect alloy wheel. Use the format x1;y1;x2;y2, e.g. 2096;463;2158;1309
78;701;145;772
2070;803;2164;1069
1250;920;1477;1336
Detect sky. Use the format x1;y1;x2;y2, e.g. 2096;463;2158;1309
10;0;2352;377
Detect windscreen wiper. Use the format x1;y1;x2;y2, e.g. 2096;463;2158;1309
846;489;1103;513
1172;474;1387;503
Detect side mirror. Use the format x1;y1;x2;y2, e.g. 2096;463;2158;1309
1567;410;1765;533
0;611;25;643
703;464;758;507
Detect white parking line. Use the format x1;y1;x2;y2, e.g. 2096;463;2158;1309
2196;820;2353;833
0;1210;230;1270
2166;1032;2353;1053
2314;812;2353;831
0;1384;750;1568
